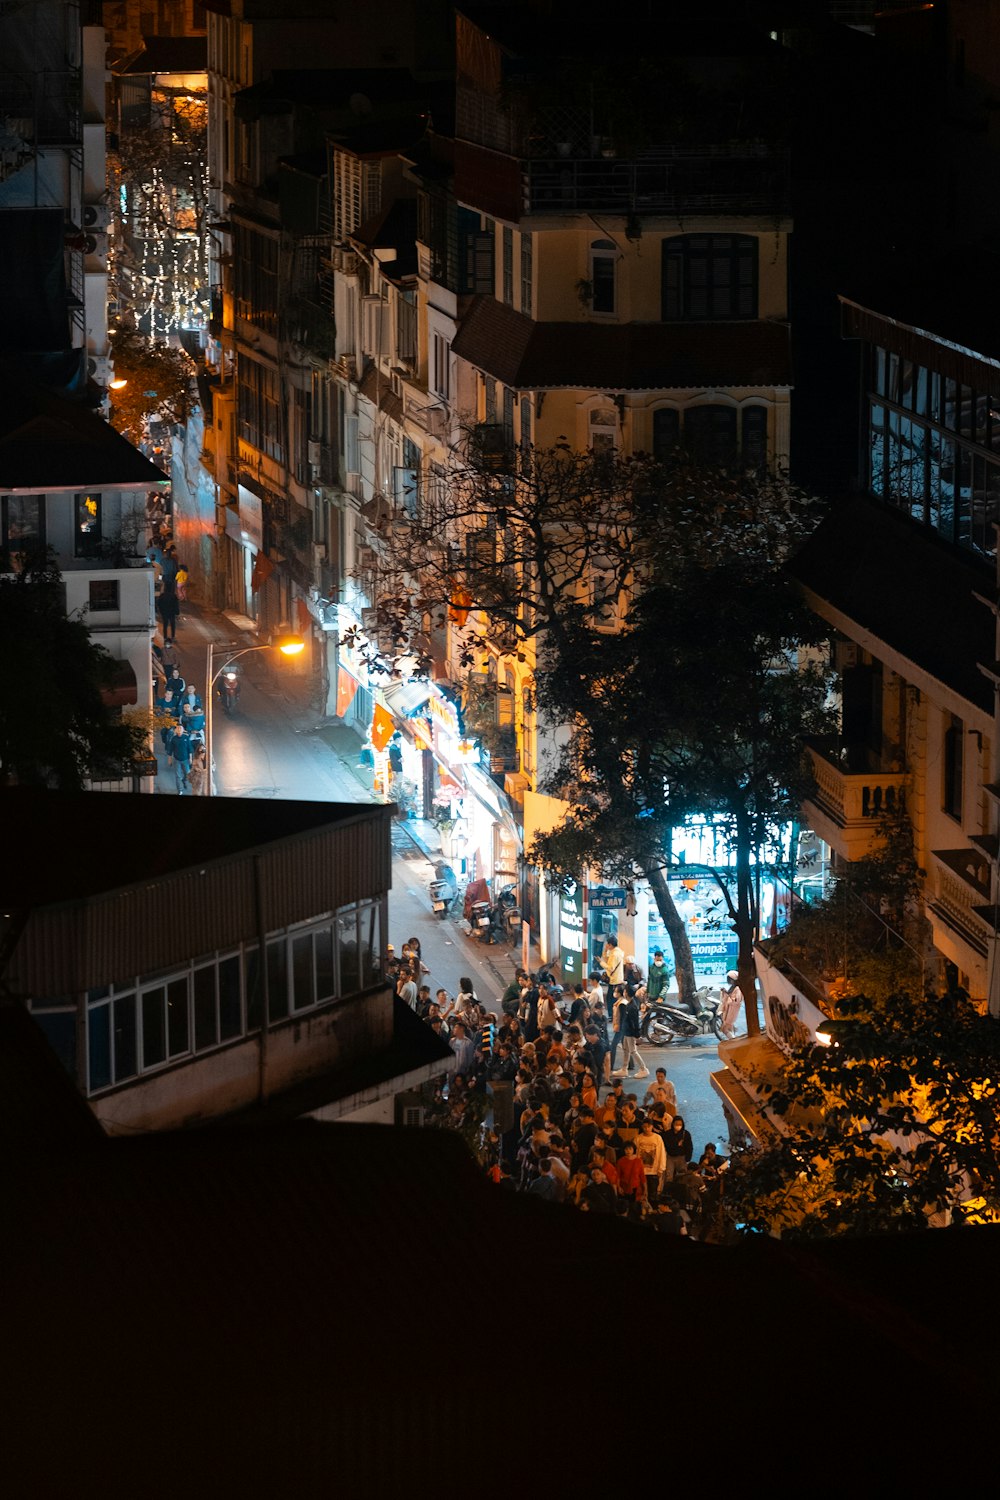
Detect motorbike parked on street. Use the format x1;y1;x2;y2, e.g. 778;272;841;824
489;884;522;945
464;877;494;942
428;862;459;919
218;663;241;716
641;987;727;1044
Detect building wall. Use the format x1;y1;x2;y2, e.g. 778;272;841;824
92;987;393;1134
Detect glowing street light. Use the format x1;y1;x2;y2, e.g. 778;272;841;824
204;633;304;795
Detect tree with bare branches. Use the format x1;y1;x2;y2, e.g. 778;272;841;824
351;436;829;1026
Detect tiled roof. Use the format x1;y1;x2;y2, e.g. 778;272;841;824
0;375;168;490
452;296;792;391
789;493;994;715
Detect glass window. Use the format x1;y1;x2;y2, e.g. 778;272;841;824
589;239;616;314
588;408;617;453
520;231;533;314
869;402;886;497
873;346;886;397
167;976;189;1056
267;938;288;1020
113;994;137;1082
337;911;360;994
315;926;335;1001
360;902;381;988
956;446;973;546
960;386;974;440
142;986;167;1069
944;376;958;430
742;406;768;470
292;933;314;1011
887;352;900;403
88;1003;111;1092
652;408;679;462
1;495;45;556
519;394;532;452
219;956;242;1039
502;226;514;305
661;234;758;320
900;359;914;410
194;966;217;1051
928;370;942;422
684;405;737;468
245;948;263;1031
89;579;120;612
914;366;928;416
976;392;989;445
928;431;953;533
75;493;102;558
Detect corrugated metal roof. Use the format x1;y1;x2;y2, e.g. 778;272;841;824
2;790;393;994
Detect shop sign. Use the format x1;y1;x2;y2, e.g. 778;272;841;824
687;932;739;973
237;485;263;549
589;885;627;911
559;879;586;984
428;684;461;740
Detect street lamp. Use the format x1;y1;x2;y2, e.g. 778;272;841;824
204;632;305;795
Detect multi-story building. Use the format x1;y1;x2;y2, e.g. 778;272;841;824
792;280;1000;1010
0;372;169;731
3;786;452;1129
0;0;113;403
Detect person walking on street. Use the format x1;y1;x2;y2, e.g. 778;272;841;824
613;990;648;1079
187;741;208;796
171;723;193;793
157;582;180;642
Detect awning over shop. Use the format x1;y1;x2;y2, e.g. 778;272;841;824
100;659;138;708
382;679;431;717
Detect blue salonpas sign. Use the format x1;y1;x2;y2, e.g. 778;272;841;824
687;932;739;972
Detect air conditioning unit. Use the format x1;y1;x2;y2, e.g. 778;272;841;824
83;203;111;231
361;606;379;633
345;472;362;498
312;542;326;568
308;438;322;467
425;405;448;437
84;230;107;265
87;355;111;383
357;546;377;572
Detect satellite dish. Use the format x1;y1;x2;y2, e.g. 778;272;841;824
349;92;372;118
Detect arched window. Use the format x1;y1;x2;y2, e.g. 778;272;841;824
652;407;680;461
589;239;616;314
661;234;758;321
684;406;737;468
589;407;618;453
742;405;769;470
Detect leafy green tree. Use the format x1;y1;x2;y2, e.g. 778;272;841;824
723;987;1000;1237
107;327;193;446
351;438;827;1021
0;554;145;788
530;461;832;1027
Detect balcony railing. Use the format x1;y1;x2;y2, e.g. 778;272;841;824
801;739;908;861
522;145;790;217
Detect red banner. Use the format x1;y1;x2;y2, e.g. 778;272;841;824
371;702;395;752
337;666;359;718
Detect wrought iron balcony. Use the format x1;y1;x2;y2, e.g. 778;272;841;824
522;144;790;217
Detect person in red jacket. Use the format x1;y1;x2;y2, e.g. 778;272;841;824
616;1140;646;1204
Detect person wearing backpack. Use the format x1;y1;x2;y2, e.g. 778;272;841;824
613;991;649;1079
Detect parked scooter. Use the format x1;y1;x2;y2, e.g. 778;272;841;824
428;862;459;919
641;986;727;1044
218;663;241;716
489;884;522;945
464;877;494;942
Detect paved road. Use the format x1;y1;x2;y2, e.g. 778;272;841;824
153;604;731;1149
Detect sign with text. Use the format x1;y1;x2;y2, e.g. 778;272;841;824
559;880;586;985
589;886;628;911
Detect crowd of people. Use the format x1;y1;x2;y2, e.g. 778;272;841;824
389;937;728;1240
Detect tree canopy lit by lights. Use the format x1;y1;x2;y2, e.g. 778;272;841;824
350;435;831;1025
